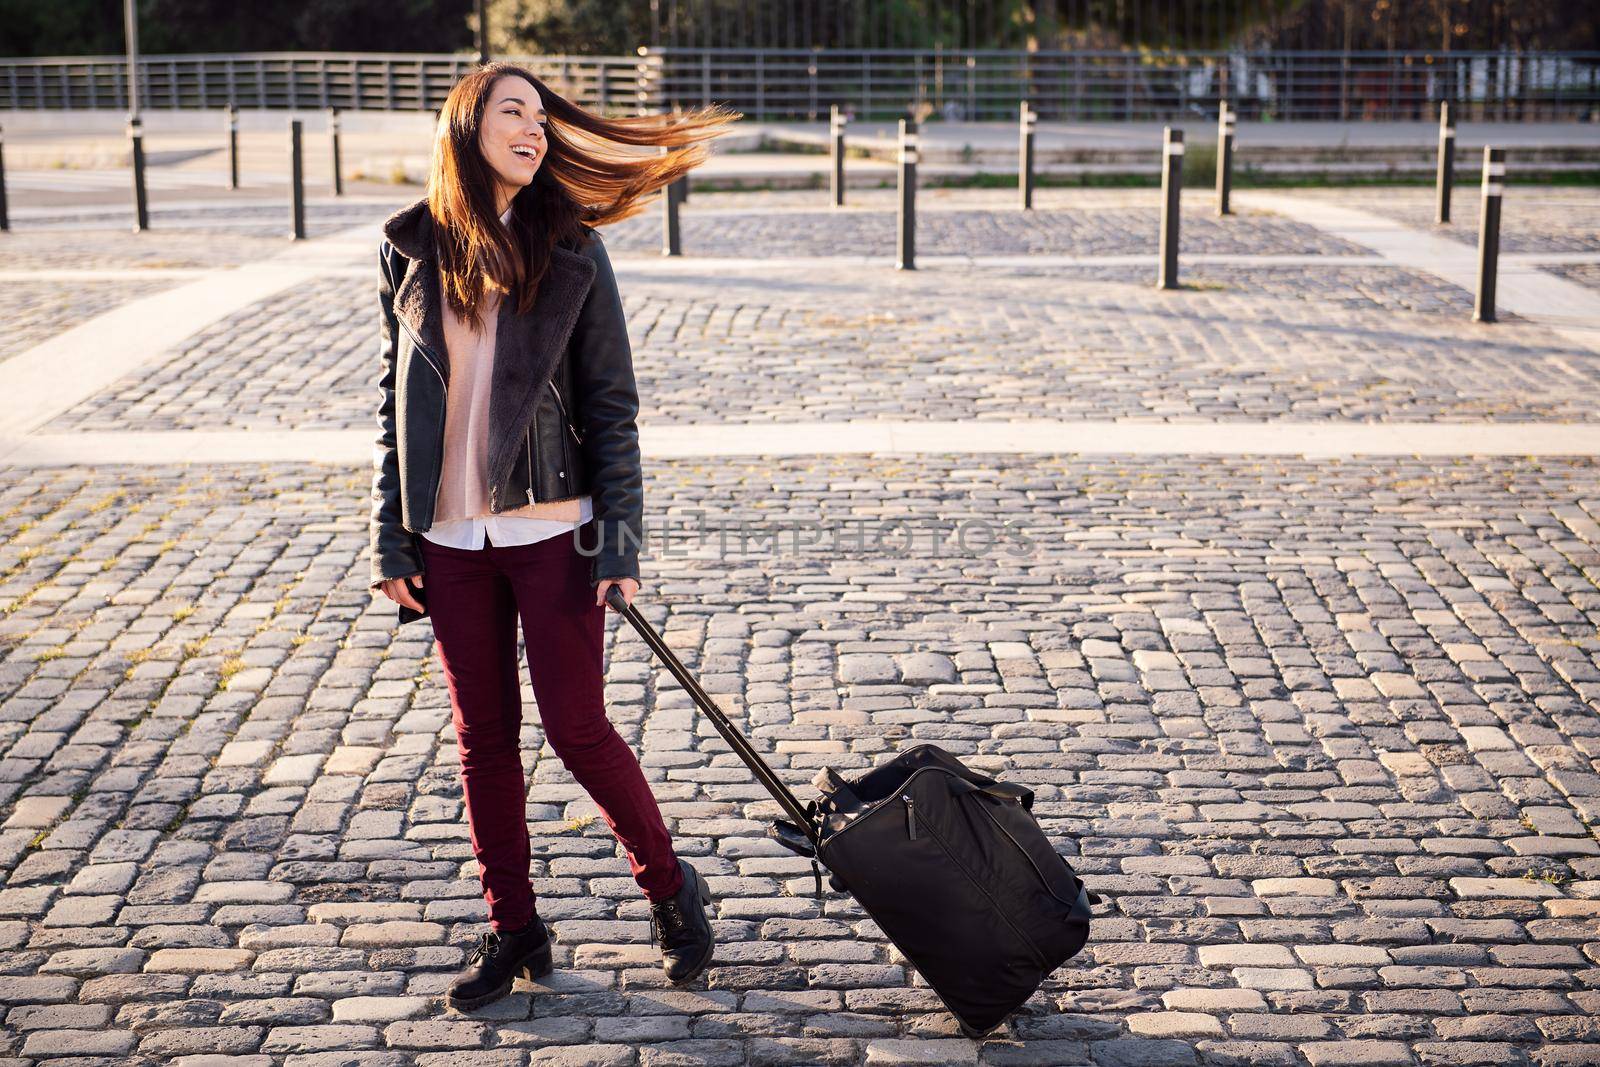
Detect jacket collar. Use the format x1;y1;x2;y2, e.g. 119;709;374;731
380;195;551;262
381;196;599;507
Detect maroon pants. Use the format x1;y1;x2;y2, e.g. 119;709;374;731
419;518;682;932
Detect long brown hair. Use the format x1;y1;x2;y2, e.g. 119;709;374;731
429;61;740;329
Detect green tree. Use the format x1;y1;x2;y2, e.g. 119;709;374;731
0;0;474;57
1058;0;1301;51
482;0;650;56
1;0;127;55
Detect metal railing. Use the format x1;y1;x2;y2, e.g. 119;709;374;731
3;49;1596;123
638;47;1600;122
0;52;646;114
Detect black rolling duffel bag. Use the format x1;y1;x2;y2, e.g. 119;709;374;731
605;588;1101;1039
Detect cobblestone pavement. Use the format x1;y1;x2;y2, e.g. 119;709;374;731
42;260;1588;435
993;263;1484;317
602;203;1366;259
43;277;377;434
0;456;1597;1065
2;184;1599;1066
1264;186;1600;256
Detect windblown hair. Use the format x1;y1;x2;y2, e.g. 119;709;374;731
428;61;740;329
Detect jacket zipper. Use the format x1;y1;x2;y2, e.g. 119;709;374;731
549;380;583;445
396;317;447;388
525;428;536;505
900;786;1048;970
393;314;446;528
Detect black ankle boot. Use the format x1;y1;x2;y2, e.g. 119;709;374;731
649;859;715;985
446;916;553;1011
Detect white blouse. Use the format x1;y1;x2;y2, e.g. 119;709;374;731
421;496;594;551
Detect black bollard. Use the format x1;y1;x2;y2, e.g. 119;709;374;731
1474;146;1504;324
129;115;149;232
289;118;305;240
897;118;917;270
661;146;681;257
830;104;847;208
1157;126;1183;289
1018;100;1035;211
225;103;240;189
329;107;343;197
1216;100;1234;217
0;123;9;232
1436;101;1455;225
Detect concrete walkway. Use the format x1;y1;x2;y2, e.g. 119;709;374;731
1238;191;1600;353
3;420;1600;467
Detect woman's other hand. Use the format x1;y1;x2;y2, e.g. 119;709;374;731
595;576;639;611
378;574;426;613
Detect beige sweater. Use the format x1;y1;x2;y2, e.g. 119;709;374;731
432;272;584;525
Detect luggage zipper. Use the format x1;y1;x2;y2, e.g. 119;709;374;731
901;783;1048;970
967;790;1088;911
822;766;943;841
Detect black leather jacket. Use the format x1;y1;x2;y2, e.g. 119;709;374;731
369;197;644;625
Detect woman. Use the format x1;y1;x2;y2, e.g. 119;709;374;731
368;62;737;1011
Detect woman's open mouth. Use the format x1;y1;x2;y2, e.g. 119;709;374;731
510;145;539;165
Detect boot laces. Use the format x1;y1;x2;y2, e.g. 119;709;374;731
652;898;690;945
467;931;501;966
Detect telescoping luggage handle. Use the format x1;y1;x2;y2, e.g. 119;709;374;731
605;586;821;849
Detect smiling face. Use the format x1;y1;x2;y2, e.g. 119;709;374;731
476;75;547;212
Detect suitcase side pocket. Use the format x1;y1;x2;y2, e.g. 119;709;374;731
958;785;1095;964
902;792;1047;971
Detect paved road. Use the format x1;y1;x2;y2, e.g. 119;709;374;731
0;185;1596;1066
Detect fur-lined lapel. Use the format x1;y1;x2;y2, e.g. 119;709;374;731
381;197;597;504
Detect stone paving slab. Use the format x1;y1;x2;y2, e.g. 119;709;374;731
0;227;310;272
0;202;400;270
13;421;1600;471
11;201;400;240
38;257;1593;435
1265;187;1600;256
1544;263;1600;293
0;456;1596;1064
1237;191;1600;357
1;279;181;367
